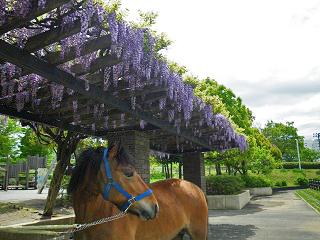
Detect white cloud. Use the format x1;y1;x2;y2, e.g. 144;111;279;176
120;0;320;139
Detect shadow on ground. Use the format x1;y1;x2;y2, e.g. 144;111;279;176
208;224;258;240
182;224;257;240
17;199;46;211
0;198;74;216
209;203;264;218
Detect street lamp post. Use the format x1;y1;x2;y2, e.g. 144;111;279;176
313;133;320;151
296;139;301;170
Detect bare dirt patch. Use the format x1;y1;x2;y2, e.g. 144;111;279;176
0;199;74;226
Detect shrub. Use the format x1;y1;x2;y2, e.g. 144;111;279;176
206;175;245;195
150;171;166;180
241;175;271;188
296;177;309;186
275;180;287;187
281;162;320;169
281;180;287;186
292;168;303;173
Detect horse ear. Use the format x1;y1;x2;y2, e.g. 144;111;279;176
117;140;123;154
108;141;122;158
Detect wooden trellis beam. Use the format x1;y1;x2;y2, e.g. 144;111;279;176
43;35;112;65
0;106;93;136
0;40;213;151
24;16;99;52
0;0;70;35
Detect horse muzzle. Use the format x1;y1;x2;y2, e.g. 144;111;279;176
130;203;159;221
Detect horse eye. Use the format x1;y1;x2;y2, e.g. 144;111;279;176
124;169;134;178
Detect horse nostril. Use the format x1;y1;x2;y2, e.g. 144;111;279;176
154;204;159;215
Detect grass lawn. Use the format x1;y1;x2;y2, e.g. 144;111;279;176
264;169;319;187
296;189;320;212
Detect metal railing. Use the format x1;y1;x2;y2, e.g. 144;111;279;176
309;179;320;191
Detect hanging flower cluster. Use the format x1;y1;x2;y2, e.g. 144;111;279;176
0;0;247;152
0;0;31;26
104;12;246;151
150;150;170;159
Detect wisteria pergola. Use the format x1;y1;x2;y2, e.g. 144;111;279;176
0;0;247;155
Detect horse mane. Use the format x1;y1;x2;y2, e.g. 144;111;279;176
67;144;134;194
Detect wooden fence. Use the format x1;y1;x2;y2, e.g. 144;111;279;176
1;155;47;191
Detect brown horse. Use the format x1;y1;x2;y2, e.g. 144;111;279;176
68;143;208;239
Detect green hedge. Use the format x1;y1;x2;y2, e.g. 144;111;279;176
240;175;271;188
295;177;309;186
279;162;320;169
206;175;245;195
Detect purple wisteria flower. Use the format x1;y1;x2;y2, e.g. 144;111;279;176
0;0;247;153
140;119;146;129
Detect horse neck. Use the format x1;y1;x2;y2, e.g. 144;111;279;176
72;171;110;222
72;187;113;222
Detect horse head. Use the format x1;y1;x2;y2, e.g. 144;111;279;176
98;143;159;221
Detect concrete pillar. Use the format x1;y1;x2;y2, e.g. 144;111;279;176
107;131;150;184
182;152;206;194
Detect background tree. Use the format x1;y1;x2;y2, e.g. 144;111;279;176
300;148;320;162
251;146;276;174
153;154;182;179
76;137;108;158
191;78;257;173
195;78;255;134
0;116;23;161
262;121;303;162
20;127;53;159
250;127;282;161
24;123;83;217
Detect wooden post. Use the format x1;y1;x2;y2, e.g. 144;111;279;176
25;163;30;190
35;154;39;187
4;155;9;191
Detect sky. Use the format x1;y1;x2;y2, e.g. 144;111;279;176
119;0;320;140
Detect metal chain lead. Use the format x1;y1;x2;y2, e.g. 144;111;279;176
58;211;129;235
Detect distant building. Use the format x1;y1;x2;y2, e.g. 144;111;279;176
304;139;320;151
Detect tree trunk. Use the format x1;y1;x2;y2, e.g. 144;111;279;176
163;161;169;179
170;161;173;178
43;156;68;216
215;163;222;175
226;164;231;175
241;160;247;175
165;162;170;178
43;133;79;217
178;159;182;179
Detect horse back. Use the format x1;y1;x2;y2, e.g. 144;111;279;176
135;179;208;240
151;178;208;221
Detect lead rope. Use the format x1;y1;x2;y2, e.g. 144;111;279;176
58;211;129;235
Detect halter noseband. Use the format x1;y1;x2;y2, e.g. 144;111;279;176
103;148;153;212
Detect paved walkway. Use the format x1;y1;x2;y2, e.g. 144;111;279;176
1;189;319;239
0;189;48;202
207;190;320;240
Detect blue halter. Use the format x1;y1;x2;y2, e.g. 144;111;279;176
103;148;153;212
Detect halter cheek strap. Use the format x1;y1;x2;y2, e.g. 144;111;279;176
103;148;153;212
